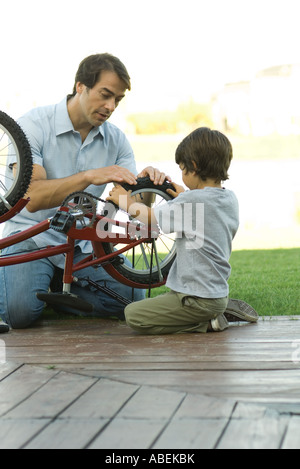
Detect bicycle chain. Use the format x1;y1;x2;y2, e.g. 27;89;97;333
61;177;174;224
61;190;127;225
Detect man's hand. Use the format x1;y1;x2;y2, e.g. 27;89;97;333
137;166;171;185
86;165;137;186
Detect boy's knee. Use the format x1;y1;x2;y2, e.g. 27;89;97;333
124;303;145;332
124;303;136;326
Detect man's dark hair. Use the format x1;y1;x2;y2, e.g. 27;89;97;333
68;53;131;98
175;127;233;183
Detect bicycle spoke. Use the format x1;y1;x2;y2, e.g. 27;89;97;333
101;178;176;287
152;239;163;282
139;243;150;269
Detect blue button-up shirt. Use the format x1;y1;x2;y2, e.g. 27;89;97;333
3;97;137;267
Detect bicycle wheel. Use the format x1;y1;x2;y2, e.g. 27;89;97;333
0;111;33;216
98;177;177;288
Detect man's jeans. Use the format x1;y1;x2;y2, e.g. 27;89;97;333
0;237;145;329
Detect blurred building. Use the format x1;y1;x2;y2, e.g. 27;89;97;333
212;64;300;136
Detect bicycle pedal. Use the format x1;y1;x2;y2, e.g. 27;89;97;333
37;292;94;313
50;211;75;233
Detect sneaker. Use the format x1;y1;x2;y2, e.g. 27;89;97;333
210;313;229;332
0;322;9;333
224;299;259;323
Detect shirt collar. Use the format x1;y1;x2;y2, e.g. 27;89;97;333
55;97;104;138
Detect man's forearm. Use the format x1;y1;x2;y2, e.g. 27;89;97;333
25;163;138;213
26;171;91;212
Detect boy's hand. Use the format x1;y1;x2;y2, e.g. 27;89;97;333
137;166;171;185
166;182;185;198
107;185;132;211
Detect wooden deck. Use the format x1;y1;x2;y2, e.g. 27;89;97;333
1;315;300;449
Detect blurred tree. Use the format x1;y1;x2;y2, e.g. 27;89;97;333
127;99;213;134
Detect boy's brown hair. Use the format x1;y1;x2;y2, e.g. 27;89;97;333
175;127;233;183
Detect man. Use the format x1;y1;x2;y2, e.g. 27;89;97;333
0;53;167;329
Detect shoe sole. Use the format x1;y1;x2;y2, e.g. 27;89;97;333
0;324;9;333
225;299;259;323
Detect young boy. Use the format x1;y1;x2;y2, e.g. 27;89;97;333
107;127;258;334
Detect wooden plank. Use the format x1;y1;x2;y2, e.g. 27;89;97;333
0;362;22;380
0;365;59;416
56;361;300;371
0;363;296;450
154;418;229;449
0;418;51;449
61;378;139;419
4;317;300;374
1;315;300;452
5;371;97;419
281;416;300;449
87;369;300;403
174;393;235;419
88;386;186;449
25;418;109;450
218;410;289;449
232;402;272;419
117;385;185;420
4;318;300;345
5;342;300;363
88;417;168;449
4;316;300;349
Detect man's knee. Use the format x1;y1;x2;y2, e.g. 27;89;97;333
1;294;45;329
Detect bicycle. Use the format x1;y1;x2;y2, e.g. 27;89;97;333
0;178;176;314
0;112;176;321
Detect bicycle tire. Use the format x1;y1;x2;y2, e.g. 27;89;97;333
0;111;33;216
100;177;177;288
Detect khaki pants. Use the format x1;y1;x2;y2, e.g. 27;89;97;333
124;290;228;335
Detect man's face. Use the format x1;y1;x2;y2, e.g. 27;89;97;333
76;70;127;127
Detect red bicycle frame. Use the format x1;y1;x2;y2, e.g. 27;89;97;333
0;198;166;290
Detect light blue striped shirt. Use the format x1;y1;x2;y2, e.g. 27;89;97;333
3;97;137;267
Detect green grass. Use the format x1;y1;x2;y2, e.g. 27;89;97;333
228;248;300;316
43;248;300;319
150;248;300;317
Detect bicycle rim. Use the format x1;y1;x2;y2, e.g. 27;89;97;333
100;182;176;288
0;111;32;216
